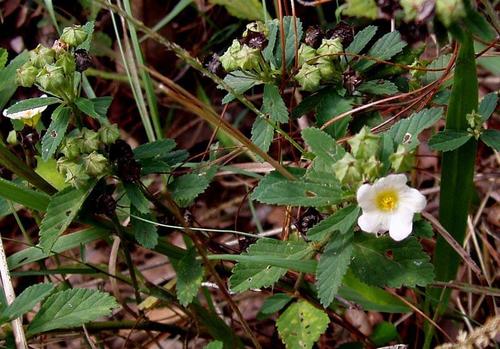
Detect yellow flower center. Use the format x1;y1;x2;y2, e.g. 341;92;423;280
375;189;399;212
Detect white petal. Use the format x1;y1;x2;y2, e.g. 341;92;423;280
388;209;414;241
400;188;426;213
358;211;390;234
373;173;407;191
356;183;375;210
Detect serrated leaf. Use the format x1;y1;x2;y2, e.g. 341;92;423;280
346;25;377;56
343;0;378;19
229;238;311;292
301;127;345;166
316;231;353;307
130;207;158;248
428;130;471;152
209;0;268;21
412;219;434;238
221;71;261;104
351;234;434;288
38;183;95;253
77;21;95;51
175;247;203;306
0;283;54;323
356;31;407;71
133;139;176;160
5;96;60;114
263;20;279;65
370;321;399;346
0;51;29;111
316;90;354;139
291;91;325;118
262;84;288;123
26;288;118;335
41;106;71;161
277;300;329;349
385;107;443;149
251;170;342;208
422;54;452;84
251;116;274;160
276;16;303;69
124;182;150;214
0;49;7;69
170;169;215;208
258;293;293;316
74;97;112;122
307;205;360;241
357;80;399;95
480;129;500;151
478;92;498;121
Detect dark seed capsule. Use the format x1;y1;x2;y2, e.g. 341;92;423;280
116;157;142;182
304;25;323;49
294;208;323;235
327;22;354;47
74;49;93;72
239;31;268;50
109;140;134;162
342;68;363;95
0;166;13;180
204;53;224;77
19;127;40;148
377;0;401;16
95;192;117;217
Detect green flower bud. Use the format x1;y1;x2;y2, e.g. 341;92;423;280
29;45;55;68
316;57;340;82
244;21;268;36
36;64;65;91
295;63;321;91
316;38;343;57
348;127;380;160
55;52;76;75
220;40;242;72
389;144;415;173
60;25;88;47
79;128;100;153
362;156;381;180
60;137;81;159
57;157;89;188
83;151;108;176
333;152;362;184
98;124;120;145
436;0;465;27
16;63;38;87
7;130;18;145
51;39;69;57
235;44;261;71
298;44;317;66
466;111;483;139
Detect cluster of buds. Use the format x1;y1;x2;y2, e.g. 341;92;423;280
56;124;119;188
16;25;92;100
294;23;353;91
466;111;484;139
219;22;269;74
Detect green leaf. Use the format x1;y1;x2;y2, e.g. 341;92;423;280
204;341;224;349
276;300;329;349
209;0;268;21
428;130;471;152
276;16;303;69
316;231;353;307
251;116;274;159
169;170;215;208
0;177;50;211
5;97;60;114
343;0;378;19
258;293;293;317
26;288;118;336
133;139;176;160
35;157;68;191
480;129;500;151
385;107;443;149
346;25;377;55
74;97;112;122
370;321;399;346
412;219;434;238
478;92;498;121
0;51;29;110
174;247;203;307
291;91;324;118
130;208;158;249
38;183;95;253
124;182;150;214
229;238;311;292
355;31;407;71
251;170;343;208
221;71;261;104
301;127;345;166
422;54;452;84
357;80;398;95
316;90;354;139
351;234;434;288
307;205;360;241
0;283;54;323
262;84;288;124
0;48;7;69
77;21;95;51
338;271;410;313
463;6;495;42
263;20;279;65
41;106;71;161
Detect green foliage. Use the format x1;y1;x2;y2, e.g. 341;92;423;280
355;31;407;71
422;54;452;84
480;129;500;151
370;321;399;346
5;96;60;114
301;127;345;165
342;0;378;19
38;183;95;253
351;234;434;288
316;230;353;307
209;0;268;21
307;205;359;241
412;219;434;238
478;92;498;121
276;17;303;69
357;80;399;95
315;90;354;138
0;177;50;211
251;116;274;157
77;21;95;51
221;71;261;104
0;51;29;110
169;168;216;207
0;48;7;69
133;139;176;160
41;106;71;160
204;341;224;349
229;238;312;292
258;293;293;318
429;130;472;152
262;84;288;123
26;288;118;336
130;208;158;248
276;300;329;349
0;283;54;323
174;247;203;307
124;182;150;214
346;25;377;55
74;97;112;122
251;169;342;207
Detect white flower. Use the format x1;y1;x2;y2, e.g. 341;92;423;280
2;95;48;120
356;173;426;241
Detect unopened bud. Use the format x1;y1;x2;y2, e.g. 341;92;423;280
298;44;317;66
16;63;38;87
333;152;362;184
6;130;18;145
79;128;100;153
98;124;120;145
316;38;343;58
220;40;242;72
348;127;380;160
36;64;65;91
57;157;89;188
29;45;55;68
295;63;321;91
362;156;381;180
83;151;108;176
60;25;88;47
60;137;81;159
316;57;340;82
56;52;76;75
389;144;415;173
